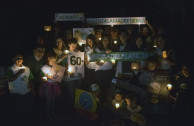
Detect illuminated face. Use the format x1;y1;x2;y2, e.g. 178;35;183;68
136;37;143;48
33;48;45;60
111;31;118;38
15;56;23;67
119;32;128;45
102;37;109;49
48;57;56;66
115;94;122;102
56;38;63;49
148;62;156;71
182;66;189;78
87;38;93;48
68;43;77;51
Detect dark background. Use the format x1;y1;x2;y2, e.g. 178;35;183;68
1;0;194;66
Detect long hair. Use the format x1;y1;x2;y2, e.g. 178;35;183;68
85;34;96;49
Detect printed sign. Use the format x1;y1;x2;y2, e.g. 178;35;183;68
67;51;84;79
89;51;155;62
86;17;146;25
49;65;66;83
73;28;94;45
55;13;84;21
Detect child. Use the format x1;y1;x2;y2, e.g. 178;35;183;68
125;94;142;113
39;51;61;120
64;38;82;109
112;89;126;110
6;53;34;123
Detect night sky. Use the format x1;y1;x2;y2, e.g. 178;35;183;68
1;0;194;66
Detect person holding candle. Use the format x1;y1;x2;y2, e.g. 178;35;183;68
168;64;193;126
6;53;34;124
53;36;68;67
95;35;114;102
112;88;126;110
84;34;98;90
64;38;82;111
39;51;61;120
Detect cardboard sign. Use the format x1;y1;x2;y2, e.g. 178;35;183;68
89;51;155;62
55;13;84;21
73;28;94;45
86;17;146;25
75;88;97;113
67;51;84;79
49;65;66;83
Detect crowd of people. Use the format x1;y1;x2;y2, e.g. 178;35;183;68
0;20;194;126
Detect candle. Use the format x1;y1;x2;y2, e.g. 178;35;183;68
115;103;119;109
99;37;102;41
153;45;157;48
132;66;137;70
114;40;117;44
44;25;51;31
162;51;167;59
19;66;25;69
79;43;83;46
68;67;72;78
100;60;104;63
42;76;47;81
65;50;70;54
111;59;115;64
167;84;172;90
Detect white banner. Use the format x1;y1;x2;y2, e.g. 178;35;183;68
67;51;85;78
55;13;84;21
73;28;94;44
86;17;146;25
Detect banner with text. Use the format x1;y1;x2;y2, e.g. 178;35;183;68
86;17;146;25
55;13;84;21
88;51;155;62
67;51;85;79
73;28;94;44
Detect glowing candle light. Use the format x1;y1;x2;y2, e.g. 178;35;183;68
64;50;70;54
153;45;157;48
99;38;102;41
111;59;115;64
111;24;114;27
114;40;117;44
44;25;51;31
162;51;167;59
100;60;104;63
115;103;120;109
42;76;47;81
79;43;83;46
167;84;172;91
68;67;72;78
19;66;25;69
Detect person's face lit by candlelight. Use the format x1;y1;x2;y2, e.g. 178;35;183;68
115;94;122;102
119;31;128;45
148;62;157;71
48;57;57;66
181;65;190;78
33;47;45;60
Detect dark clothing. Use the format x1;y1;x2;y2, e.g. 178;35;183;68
24;54;45;94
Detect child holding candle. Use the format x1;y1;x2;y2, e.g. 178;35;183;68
39;51;61;120
112;88;126;110
6;53;34;123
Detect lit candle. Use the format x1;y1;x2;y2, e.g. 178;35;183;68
99;37;102;41
114;40;117;44
44;25;51;31
162;51;167;59
153;45;157;48
65;50;70;54
42;76;47;81
19;66;25;69
167;84;172;90
68;67;72;78
115;103;119;109
79;43;83;46
100;60;104;63
132;66;137;70
111;59;115;64
111;24;114;27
